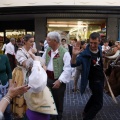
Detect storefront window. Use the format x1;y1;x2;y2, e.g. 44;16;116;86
47;19;106;42
6;29;26;41
27;31;35;36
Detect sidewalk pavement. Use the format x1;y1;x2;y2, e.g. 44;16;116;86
63;80;120;120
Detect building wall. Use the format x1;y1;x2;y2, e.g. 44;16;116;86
35;17;47;50
0;10;119;49
107;18;118;41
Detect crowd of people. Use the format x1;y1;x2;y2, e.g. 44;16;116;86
0;31;120;120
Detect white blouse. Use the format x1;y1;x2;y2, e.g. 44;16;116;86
16;47;47;92
16;47;33;69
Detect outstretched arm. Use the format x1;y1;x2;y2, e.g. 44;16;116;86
0;82;29;113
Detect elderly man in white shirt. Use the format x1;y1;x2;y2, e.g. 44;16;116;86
42;31;71;120
5;38;15;55
5;38;16;71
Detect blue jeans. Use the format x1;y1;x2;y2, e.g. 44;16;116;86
0;83;11;120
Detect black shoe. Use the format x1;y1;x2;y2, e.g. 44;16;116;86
57;115;62;120
82;112;96;120
82;111;86;118
50;115;57;120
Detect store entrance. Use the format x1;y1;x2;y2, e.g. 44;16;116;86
0;20;34;41
47;19;106;42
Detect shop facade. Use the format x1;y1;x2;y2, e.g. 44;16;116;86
0;4;120;49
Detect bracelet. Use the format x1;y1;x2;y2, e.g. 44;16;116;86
5;95;12;101
3;97;10;104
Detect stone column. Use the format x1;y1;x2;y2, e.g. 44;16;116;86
34;17;47;51
107;18;118;41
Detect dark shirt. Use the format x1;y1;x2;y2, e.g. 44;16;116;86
0;55;12;85
68;44;73;57
40;46;44;57
88;51;104;81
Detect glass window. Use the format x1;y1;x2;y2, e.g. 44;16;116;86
26;31;35;36
6;29;26;40
47;19;106;41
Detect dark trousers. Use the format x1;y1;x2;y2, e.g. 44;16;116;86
47;78;66;120
4;104;11;120
7;53;16;71
83;79;104;120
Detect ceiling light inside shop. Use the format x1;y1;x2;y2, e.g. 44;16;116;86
48;24;88;27
90;29;101;33
48;24;68;27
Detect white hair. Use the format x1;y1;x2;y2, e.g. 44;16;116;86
10;38;15;41
47;31;61;43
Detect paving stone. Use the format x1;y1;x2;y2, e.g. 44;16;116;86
63;80;120;120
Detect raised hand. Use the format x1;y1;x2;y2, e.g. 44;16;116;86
7;82;30;99
31;48;37;54
28;50;36;59
72;41;81;56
